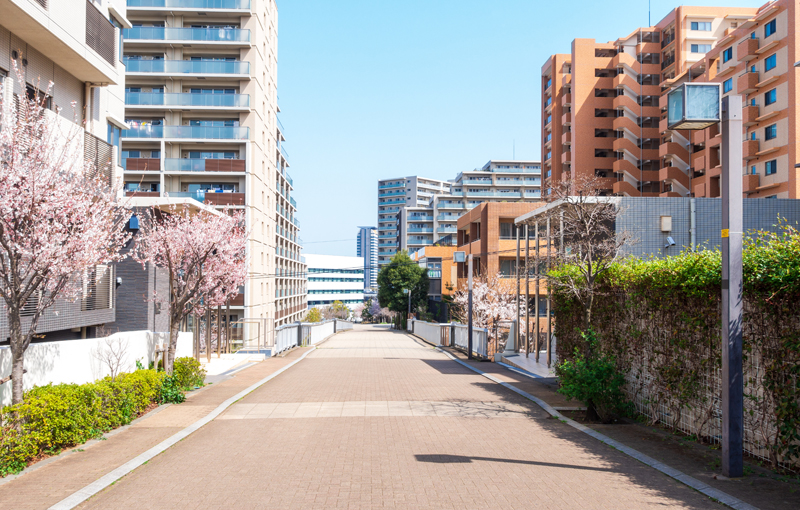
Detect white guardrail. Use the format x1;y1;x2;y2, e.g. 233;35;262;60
410;320;489;358
272;319;353;356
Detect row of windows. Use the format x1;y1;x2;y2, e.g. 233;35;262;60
307;268;364;274
308;277;364;283
307;290;363;295
750;160;778;176
690;21;712;31
722;19;777;64
308;300;361;306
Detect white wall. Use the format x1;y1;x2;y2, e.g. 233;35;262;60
0;331;193;406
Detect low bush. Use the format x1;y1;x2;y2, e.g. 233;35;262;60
0;369;178;476
173;357;206;390
555;329;630;423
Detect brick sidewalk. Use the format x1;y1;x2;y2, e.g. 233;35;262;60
0;347;312;510
75;326;718;509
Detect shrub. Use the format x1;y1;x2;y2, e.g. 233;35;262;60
0;369;172;476
555;329;630;423
158;375;186;404
173;357;206;390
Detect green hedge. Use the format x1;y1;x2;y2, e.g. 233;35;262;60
0;369;179;476
550;225;800;469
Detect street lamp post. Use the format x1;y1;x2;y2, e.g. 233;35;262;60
668;83;743;478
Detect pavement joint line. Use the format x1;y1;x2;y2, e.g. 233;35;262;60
47;347;316;510
435;346;759;510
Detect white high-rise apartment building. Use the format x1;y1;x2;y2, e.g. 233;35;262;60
305;254;364;311
395;161;542;256
377;176;450;267
121;0;305;343
0;0;127;340
356;226;377;290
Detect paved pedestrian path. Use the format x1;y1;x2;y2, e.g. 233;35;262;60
74;326;719;509
0;347;312;510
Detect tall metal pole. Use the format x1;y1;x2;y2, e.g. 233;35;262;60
721;94;743;478
468;253;473;360
525;224;530;358
534;222;540;363
515;225;521;352
546;216;552;368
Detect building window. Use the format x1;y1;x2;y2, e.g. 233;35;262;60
691;21;712;31
722;47;733;63
764;54;776;72
723;78;733;93
765;88;777;105
765;124;777;141
765;159;777;175
751;165;757;175
764;19;776;38
690;44;711;53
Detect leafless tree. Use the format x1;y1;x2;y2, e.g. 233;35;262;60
533;176;634;330
92;337;129;381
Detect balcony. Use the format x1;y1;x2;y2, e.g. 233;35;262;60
612;138;658;160
125;92;250;109
743;174;760;194
462;179;492;185
659;141;690;162
737;72;759;94
407;239;433;246
612;180;639;196
124;158;160;171
407;216;433;222
123;59;250;76
561;93;571;107
613;116;659;138
378;190;405;198
127;0;251;9
737;38;759;61
612;95;660;118
743;139;759;160
561;151;571;165
164;158;245;172
125;191;160;197
561;131;571;145
121;125;250;140
379;182;404;189
659;166;691;191
380;198;405;205
692;152;707;173
122;27;250;44
408;228;433;233
743;105;759;126
561;111;571;125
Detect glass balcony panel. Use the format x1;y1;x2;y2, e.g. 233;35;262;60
121;125;250;139
127;0;250;8
123;59;250;75
123;27;250;42
125;92;249;107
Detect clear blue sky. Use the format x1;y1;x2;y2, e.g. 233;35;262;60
278;0;755;256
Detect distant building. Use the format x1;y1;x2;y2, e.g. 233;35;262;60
377;176;451;267
356;226;378;290
304;254;365;310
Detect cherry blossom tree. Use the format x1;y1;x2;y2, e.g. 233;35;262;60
451;272;525;343
134;208;247;374
0;69;129;404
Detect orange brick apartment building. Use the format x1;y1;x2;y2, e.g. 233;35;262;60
542;2;799;199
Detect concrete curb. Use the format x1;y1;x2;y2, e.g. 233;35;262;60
435;347;759;510
48;347;317;510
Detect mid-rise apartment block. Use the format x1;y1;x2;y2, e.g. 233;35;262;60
377;176;450;267
121;0;306;342
305;254;364;310
0;0;128;340
542;5;763;198
356;226;378;290
395;161;542;256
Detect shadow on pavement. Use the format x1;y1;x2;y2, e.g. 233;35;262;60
414;454;619;472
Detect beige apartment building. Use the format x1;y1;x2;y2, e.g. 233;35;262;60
0;0;127;339
540;4;800;199
122;0;305;344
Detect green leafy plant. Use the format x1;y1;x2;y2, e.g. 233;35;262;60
555;329;630;423
0;369;166;476
158;375;186;404
172;357;206;390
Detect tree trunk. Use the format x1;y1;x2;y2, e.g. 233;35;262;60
8;312;26;405
166;317;180;375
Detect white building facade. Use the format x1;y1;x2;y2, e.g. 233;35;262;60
304;254;364;310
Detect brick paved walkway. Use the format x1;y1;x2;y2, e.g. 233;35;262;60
0;347;311;510
72;326;720;509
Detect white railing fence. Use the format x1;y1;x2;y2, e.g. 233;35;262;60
452;323;489;358
409;320;489;358
410;320;443;346
335;319;354;331
273;319;350;356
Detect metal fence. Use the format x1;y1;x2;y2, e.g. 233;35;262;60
452;323;489;358
335;320;354;331
410;320;443;346
273;320;344;356
409;320;489;358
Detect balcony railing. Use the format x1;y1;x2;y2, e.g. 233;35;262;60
122;27;250;43
164;158;245;172
127;0;250;8
407;228;433;233
121;125;249;139
169;191;245;206
378;190;405;198
124;59;250;75
126;92;250;108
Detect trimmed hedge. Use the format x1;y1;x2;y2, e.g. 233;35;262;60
173;357;206;390
550;225;800;469
0;369;175;476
